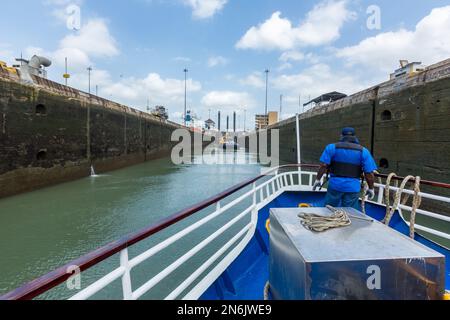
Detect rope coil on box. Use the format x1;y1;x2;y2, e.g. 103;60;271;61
298;206;352;232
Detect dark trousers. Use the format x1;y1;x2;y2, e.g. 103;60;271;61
325;189;360;210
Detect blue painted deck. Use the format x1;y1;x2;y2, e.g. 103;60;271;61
200;191;449;300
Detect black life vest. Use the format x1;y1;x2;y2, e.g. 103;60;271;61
330;142;364;179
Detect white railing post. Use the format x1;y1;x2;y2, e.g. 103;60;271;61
216;201;221;212
296;114;301;167
377;186;384;204
252;183;257;206
120;248;133;300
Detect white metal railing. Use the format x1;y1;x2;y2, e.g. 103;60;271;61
69;170;317;301
373;183;450;241
8;168;444;301
68;170;449;300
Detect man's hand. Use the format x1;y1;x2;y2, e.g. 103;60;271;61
313;180;322;192
365;189;375;200
313;164;329;192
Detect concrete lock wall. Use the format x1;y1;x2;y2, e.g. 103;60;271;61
257;73;450;214
264;76;450;183
244;59;450;216
0;76;196;199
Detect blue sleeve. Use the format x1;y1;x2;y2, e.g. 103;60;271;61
320;145;334;165
362;149;377;173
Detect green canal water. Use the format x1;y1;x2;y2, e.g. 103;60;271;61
0;151;263;299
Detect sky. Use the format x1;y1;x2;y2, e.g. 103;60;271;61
1;0;450;129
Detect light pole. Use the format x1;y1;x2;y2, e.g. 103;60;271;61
87;66;92;95
280;94;283;121
299;94;302;114
184;68;188;126
265;69;269;118
244;109;247;132
64;57;69;86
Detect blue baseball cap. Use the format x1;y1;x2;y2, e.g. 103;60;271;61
342;127;356;136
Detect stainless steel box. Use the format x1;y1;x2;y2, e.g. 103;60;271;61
269;208;445;300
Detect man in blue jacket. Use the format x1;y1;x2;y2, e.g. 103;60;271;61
313;127;378;210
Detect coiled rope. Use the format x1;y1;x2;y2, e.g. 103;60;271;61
264;281;270;300
383;175;422;239
362;173;422;239
298;206;352;232
381;172;401;225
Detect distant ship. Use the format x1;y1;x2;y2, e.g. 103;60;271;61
219;135;239;150
221;140;239;150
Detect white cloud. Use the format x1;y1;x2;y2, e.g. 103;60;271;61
236;0;355;51
239;72;265;88
44;0;84;24
279;51;305;62
336;5;450;73
274;63;366;101
201;91;255;109
59;19;119;58
53;47;91;70
23;19;119;73
207;55;228;67
183;0;228;19
21;11;200;116
69;69;202;108
108;73;201;106
277;51;320;71
277;63;293;72
236;12;296;51
24;46;48;58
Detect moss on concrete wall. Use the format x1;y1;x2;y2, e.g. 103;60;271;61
0;78;183;198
